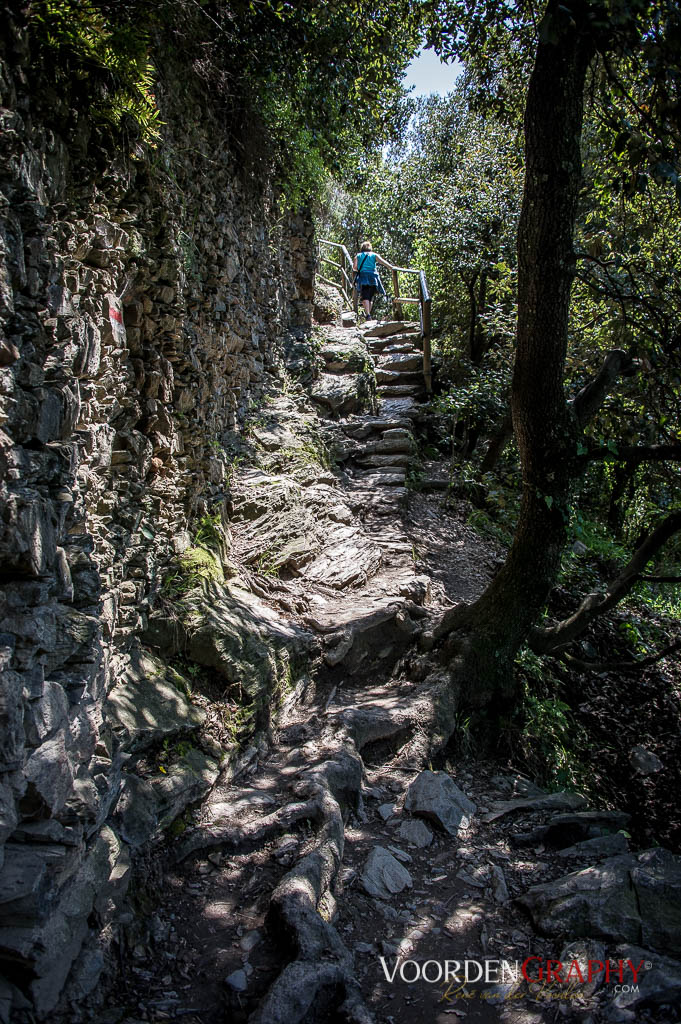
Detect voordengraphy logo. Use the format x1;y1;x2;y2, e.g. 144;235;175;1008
379;958;520;985
378;956;652;1001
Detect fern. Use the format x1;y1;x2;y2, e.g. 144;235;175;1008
31;0;163;146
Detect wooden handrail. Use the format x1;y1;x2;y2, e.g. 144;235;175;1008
316;239;433;393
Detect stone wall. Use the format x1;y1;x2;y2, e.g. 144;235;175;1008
0;16;315;1019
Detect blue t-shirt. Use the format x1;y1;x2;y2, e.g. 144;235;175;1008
356;252;377;274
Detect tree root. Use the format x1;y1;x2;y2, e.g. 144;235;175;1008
247;732;373;1022
175;797;322;862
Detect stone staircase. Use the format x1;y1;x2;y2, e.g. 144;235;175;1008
332;318;427;514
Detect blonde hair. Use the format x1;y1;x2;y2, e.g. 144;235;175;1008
360;241;372;251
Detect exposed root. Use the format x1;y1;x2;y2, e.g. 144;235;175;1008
249;962;372;1024
175;667;462;1021
175;797;322;861
246;733;373;1021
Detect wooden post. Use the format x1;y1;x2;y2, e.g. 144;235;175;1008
423;299;432;394
420;271;432;395
392;268;401;321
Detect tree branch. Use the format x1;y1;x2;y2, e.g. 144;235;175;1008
530;509;681;654
559;639;681;674
587;444;681;466
572;348;632;427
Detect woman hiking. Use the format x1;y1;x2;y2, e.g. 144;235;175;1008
353;241;394;318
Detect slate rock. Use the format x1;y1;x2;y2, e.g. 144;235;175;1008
609;944;681;1016
378;803;397;821
512;809;630;848
397;819;433;848
557;833;629;861
519;847;681;955
105;648;204;753
558;939;607;998
114;773;159;847
404;770;476;836
490;863;509;903
361;846;413;900
311;373;370;415
629;745;663;775
226;969;248;992
484;790;588;823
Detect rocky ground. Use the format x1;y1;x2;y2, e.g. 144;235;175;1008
82;306;681;1024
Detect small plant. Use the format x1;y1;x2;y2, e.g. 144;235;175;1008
32;0;162;146
254;550;280;577
194;512;223;551
515;654;591;794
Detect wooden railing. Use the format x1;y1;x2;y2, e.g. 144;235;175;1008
318;239;432;394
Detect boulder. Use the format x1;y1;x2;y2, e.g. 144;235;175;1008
403;770;476;836
556;833;629;861
311;372;374;416
484;790;588;823
609;944;681;1018
397;819;433;849
512;809;631;848
361;846;412;900
145;582;312;732
519;848;681;955
105;648;204;754
313;281;343;324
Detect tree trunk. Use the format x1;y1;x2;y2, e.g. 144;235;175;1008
471;268;488;364
443;1;595;729
464;270;479;361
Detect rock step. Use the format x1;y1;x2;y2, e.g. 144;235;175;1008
355;470;406;486
362;321;420;339
341;416;413;439
369;341;418;354
378;397;421;418
345;487;407;510
378;353;423;373
375;370;424;386
378;384;426;398
357;454;411;468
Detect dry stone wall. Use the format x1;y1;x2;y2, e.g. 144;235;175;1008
0;19;314;1019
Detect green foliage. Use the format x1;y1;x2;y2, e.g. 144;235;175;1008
515;649;590;793
194;513;224;552
162;546;224;599
30;0;162;145
433;359;510;431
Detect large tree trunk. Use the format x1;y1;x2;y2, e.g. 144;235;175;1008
443;1;595;729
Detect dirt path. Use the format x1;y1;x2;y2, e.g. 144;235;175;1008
98;317;679;1024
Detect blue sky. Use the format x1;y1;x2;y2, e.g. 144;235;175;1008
403;48;463;97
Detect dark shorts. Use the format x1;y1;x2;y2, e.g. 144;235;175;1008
360;284;377;300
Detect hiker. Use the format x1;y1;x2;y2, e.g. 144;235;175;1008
353;241;393;318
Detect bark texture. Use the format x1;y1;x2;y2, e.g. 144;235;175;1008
443;0;596;725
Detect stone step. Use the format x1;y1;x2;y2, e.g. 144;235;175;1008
357;454;411;468
375;369;424;386
345;492;407;515
379;352;423;373
355;470;406;486
367;333;423;352
369;341;416;354
378;397;421;418
379;384;426;398
362;321;420;339
347;480;406;496
341;416;413;439
365;436;414;455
